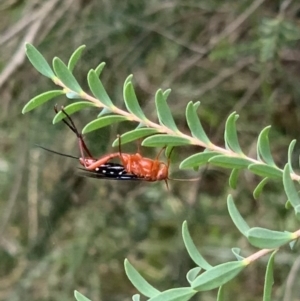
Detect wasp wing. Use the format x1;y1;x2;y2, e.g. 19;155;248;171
77;163;139;180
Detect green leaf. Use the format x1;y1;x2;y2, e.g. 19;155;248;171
217;286;225;301
98;107;112;117
66;91;81;99
287;140;296;173
124;82;148;121
25;43;55;78
247;227;295;248
180;151;219;169
52;57;82;93
263;251;277;301
22;90;64;114
289;238;298;250
163;89;171;100
229;169;239;189
124;259;160;298
285;200;293;210
132;294;140;301
112;128;159;147
82;116;129;134
165;145;174;160
53;102;97;124
155;89;178;132
294;205;300;221
185;101;210;144
124;74;133;86
253;178;269;199
231;248;244;261
224;112;243;154
209;155;251;169
257;126;276;166
186;267;201;284
283;164;300;209
95;62;106;77
193;102;200;110
74;291;91;301
182;221;212;270
248;163;282;178
227;195;250;236
68;45;86;71
148;288;196;301
143;135;191;147
191;261;245;291
87;70;114;107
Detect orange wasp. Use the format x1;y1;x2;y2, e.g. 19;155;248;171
55;106;172;187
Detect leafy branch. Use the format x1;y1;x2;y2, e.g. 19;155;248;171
22;44;300;301
22;44;300;191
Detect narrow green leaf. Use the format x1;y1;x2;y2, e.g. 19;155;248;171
148;287;196;301
22;90;64;113
253;178;269;199
182;221;213;270
191;261;245;291
124;259;160;298
142;135;191;147
52;57;82;93
217;286;225;301
285;200;293;210
74;291;91;301
132;294;140;301
229;169;240;189
87;70;114;107
68;45;86;71
155;89;178;132
263;251;277;301
257;126;276;166
224;112;243;154
227;195;250;236
231;248;244;261
247;227;295;248
53;102;97;124
136;122;145;129
193;102;200;110
209;155;251;169
289;238;297;250
288;140;296;173
294;205;300;221
248;163;282;178
82;116;129;134
112;128;159;147
185;102;210;144
163;89;171;100
165;145;174;161
124;82;148;121
95;62;106;77
124;74;133;86
66;91;81;99
283;164;300;209
25;43;55;78
180;151;219;169
98;107;112;117
186;267;201;284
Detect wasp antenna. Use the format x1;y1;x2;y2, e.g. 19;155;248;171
165;179;170;191
35;144;79;160
54;105;95;160
168;177;200;182
54;105;79;137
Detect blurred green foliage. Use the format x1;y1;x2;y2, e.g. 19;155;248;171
0;0;300;300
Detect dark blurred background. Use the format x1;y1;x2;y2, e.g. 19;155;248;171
1;0;300;300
